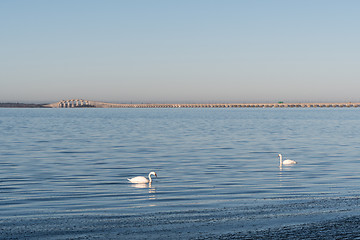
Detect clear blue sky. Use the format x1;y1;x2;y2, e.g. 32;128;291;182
1;0;360;103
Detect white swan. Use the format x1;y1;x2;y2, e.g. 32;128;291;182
128;172;157;184
278;154;297;166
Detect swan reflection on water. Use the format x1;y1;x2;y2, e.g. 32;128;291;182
132;182;156;191
132;183;149;189
131;183;157;200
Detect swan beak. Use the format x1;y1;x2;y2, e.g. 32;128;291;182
155;173;158;177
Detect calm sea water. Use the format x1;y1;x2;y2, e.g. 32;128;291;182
1;108;360;218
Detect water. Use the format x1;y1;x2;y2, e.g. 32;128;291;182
1;108;360;222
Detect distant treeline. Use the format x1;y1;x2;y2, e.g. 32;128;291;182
0;103;49;108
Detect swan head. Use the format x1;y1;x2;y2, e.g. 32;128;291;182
149;171;157;177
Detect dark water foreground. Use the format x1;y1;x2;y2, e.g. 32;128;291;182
2;196;360;240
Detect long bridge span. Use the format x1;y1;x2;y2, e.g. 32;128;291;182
45;100;360;108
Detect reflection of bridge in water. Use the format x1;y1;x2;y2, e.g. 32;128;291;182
45;100;360;108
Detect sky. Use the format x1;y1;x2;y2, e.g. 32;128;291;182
1;0;360;104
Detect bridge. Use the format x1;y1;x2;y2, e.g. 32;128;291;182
46;99;95;108
45;100;360;108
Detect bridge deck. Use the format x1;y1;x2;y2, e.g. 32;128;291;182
45;100;360;108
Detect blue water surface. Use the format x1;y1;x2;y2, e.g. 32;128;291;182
1;108;360;218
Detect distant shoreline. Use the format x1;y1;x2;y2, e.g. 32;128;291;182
0;103;49;108
2;101;360;108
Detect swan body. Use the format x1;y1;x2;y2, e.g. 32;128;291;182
278;154;297;166
128;172;157;183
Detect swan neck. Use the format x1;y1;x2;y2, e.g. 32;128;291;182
279;154;283;166
148;173;152;183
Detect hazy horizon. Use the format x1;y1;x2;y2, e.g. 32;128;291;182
2;1;360;103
